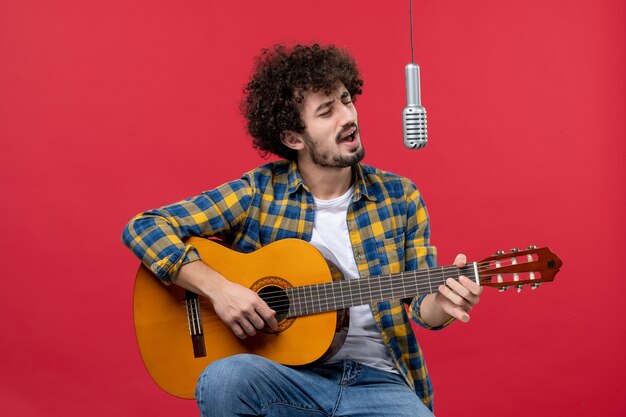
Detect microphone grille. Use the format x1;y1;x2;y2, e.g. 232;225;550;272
403;106;428;149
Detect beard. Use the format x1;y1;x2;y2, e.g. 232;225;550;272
302;124;365;169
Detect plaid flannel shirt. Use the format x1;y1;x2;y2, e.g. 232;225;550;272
122;160;450;411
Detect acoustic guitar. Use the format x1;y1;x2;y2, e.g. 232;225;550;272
133;236;561;398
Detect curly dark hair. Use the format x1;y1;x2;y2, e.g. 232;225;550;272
242;44;364;160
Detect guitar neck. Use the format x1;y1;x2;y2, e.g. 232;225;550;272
285;263;478;317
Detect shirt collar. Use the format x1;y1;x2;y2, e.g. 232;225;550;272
286;160;376;202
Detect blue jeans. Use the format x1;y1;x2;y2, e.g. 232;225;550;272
195;354;434;417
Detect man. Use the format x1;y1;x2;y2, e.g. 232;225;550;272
123;44;482;416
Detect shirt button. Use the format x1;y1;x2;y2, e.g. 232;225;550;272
306;207;313;213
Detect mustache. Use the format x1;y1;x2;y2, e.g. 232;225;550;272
336;123;359;142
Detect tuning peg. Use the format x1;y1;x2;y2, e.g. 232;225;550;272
516;285;524;293
527;245;537;250
499;286;509;292
494;250;505;255
531;283;542;290
510;248;520;253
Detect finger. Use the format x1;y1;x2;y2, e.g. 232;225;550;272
459;275;484;297
453;307;471;323
454;253;467;267
236;318;257;337
231;323;247;340
256;303;278;330
437;293;470;322
438;282;472;311
245;310;267;330
447;277;480;305
264;310;279;331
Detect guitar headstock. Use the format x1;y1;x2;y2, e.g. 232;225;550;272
477;246;562;292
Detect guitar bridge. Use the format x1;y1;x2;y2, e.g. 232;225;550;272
185;291;206;358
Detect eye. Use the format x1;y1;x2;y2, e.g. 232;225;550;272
319;110;332;118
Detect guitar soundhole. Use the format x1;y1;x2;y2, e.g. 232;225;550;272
251;276;295;333
258;285;289;322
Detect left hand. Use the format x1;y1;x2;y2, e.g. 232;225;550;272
434;254;483;323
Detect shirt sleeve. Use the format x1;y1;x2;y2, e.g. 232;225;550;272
121;177;253;284
403;182;455;330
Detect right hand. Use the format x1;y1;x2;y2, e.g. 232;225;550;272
209;278;278;339
175;260;278;339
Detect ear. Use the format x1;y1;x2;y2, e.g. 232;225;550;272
281;131;305;151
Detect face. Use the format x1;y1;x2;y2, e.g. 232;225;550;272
294;83;364;168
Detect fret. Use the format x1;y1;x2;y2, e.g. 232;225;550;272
300;284;306;315
345;280;354;307
288;263;477;316
409;270;418;296
311;283;319;314
309;283;318;315
345;280;353;308
312;284;321;314
343;280;350;308
285;287;294;317
304;284;313;316
384;275;392;300
295;285;304;317
334;282;343;310
288;287;296;317
357;278;363;306
292;287;300;317
321;282;330;313
380;277;393;300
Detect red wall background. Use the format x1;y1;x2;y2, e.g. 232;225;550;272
1;0;624;416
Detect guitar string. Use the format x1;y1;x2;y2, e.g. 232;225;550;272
191;279;479;321
189;260;536;308
190;258;533;305
187;266;539;320
179;257;543;325
189;267;539;317
190;279;450;320
192;266;464;306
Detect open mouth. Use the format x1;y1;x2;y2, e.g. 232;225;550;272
338;126;358;143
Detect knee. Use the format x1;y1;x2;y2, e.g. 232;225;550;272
195;354;273;402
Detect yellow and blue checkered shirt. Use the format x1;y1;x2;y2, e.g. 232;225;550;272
123;160;449;410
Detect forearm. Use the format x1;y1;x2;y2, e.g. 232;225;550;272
175;260;229;303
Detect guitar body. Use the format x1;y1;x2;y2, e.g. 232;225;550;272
133;237;348;399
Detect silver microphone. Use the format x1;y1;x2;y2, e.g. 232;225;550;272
402;63;427;149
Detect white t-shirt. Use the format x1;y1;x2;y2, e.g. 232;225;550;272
309;186;398;373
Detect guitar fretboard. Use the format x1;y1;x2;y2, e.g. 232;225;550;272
285;264;477;317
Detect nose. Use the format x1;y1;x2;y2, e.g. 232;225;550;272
338;102;357;126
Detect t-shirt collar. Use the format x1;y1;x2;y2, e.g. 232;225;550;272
286;160;375;202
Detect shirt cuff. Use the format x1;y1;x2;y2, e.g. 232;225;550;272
149;244;201;284
413;294;456;330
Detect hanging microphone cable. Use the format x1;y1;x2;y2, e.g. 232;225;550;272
403;0;428;149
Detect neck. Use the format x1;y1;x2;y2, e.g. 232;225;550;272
297;160;353;200
285;264;479;317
